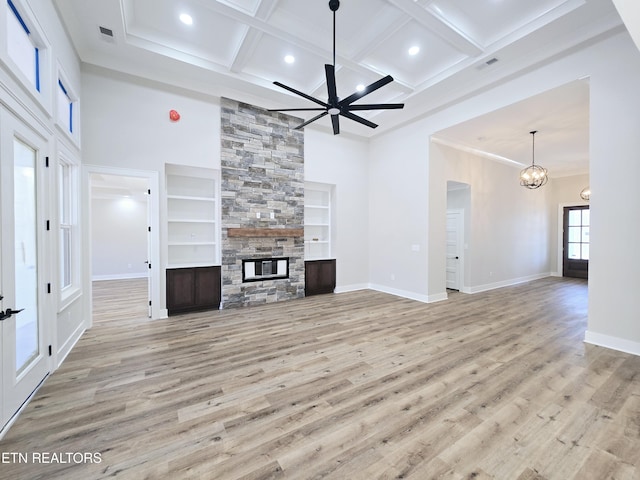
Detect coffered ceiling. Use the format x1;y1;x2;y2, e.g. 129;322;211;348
53;0;625;175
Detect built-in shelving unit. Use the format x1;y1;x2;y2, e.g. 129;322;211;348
304;182;336;296
304;182;333;260
165;164;221;313
166;164;220;268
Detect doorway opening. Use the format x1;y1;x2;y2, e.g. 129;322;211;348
86;166;161;322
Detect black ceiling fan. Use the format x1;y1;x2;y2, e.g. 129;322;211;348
268;0;404;135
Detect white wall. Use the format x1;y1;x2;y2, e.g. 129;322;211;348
82;66;221;172
439;143;552;292
368;121;430;301
550;174;590;206
304;129;370;291
587;33;640;354
91;197;148;280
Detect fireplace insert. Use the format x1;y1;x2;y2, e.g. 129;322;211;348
242;257;289;282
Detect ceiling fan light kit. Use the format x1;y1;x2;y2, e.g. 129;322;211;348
519;130;549;189
268;0;404;135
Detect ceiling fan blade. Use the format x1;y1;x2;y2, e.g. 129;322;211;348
274;81;329;108
325;64;338;104
347;103;405;111
340;75;394;106
331;114;340;135
340;110;378;129
267;108;327;112
294;111;329;130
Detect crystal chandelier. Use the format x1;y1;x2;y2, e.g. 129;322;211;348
519;130;548;189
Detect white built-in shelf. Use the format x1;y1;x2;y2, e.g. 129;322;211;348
167;195;216;202
304;182;333;260
166;164;220;268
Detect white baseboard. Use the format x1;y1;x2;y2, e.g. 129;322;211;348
466;272;551;294
368;283;430;303
92;273;149;281
333;273;553;304
584;330;640;357
55;323;86;369
335;283;369;294
427;292;448;302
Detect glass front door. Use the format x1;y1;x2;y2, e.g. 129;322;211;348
1;109;49;431
13;138;40;373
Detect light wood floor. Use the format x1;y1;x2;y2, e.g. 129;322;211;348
1;277;638;479
92;278;149;321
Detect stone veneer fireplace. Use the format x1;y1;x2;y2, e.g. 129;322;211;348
220;98;305;308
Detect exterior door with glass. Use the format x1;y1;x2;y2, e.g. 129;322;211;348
563;206;589;279
1;108;50;431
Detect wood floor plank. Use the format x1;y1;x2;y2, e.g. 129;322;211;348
1;277;639;479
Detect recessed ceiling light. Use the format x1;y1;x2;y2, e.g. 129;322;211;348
356;84;365;92
284;55;295;64
179;13;193;25
408;46;420;56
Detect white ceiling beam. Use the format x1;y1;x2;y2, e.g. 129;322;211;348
191;0;412;93
229;0;279;73
612;0;640;51
385;0;483;56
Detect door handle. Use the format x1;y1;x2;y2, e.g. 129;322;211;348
0;308;24;321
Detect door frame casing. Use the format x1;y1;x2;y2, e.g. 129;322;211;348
83;165;162;323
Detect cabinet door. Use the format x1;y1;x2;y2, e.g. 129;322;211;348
194;267;221;308
167;266;221;315
305;260;336;296
166;268;195;311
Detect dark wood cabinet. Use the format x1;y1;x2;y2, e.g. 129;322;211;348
305;259;336;296
166;266;221;315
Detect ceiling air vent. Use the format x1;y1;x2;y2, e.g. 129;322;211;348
476;57;499;70
99;26;115;43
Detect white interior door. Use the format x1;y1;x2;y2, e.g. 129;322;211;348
1;109;49;431
146;185;152;317
446;210;463;291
